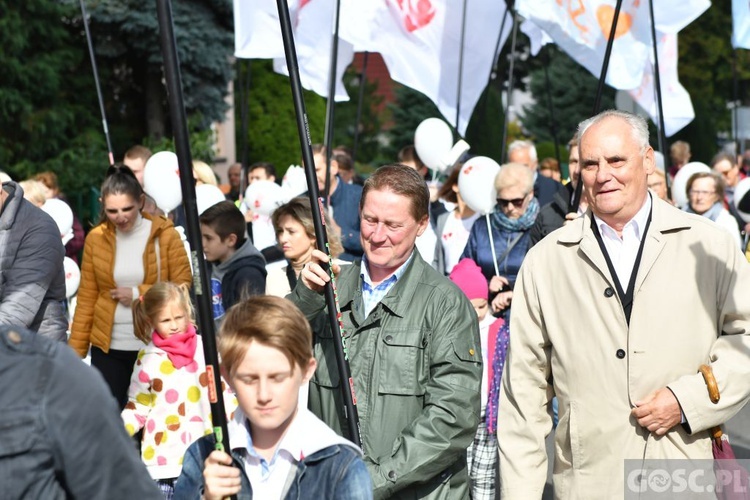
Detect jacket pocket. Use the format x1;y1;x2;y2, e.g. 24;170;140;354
0;407;41;499
378;327;428;396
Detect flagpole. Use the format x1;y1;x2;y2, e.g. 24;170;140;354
323;0;342;206
352;52;369;165
648;0;670;194
455;0;469;131
571;0;623;212
500;9;520;163
275;0;362;447
155;0;234;486
542;49;562;170
733;49;741;156
239;59;252;199
490;8;511;80
78;0;114;166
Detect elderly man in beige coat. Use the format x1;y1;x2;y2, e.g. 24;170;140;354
498;110;750;499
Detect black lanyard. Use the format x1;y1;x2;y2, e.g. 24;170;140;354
591;208;652;326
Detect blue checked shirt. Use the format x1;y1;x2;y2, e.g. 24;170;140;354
360;252;415;318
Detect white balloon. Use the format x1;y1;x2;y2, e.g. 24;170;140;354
195;184;226;215
143;151;182;213
671;161;711;209
244;180;285;217
458;156;502;215
281;165;308;202
414;118;453;171
41;198;74;240
440;140;471;174
63;256;81;298
733;177;750;223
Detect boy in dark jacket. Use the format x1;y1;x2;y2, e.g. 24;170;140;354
200;201;266;329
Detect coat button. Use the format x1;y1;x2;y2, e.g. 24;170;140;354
385;335;393;343
616;349;626;359
604;287;615;297
388;470;397;481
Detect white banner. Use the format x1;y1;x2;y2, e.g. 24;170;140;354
340;0;508;135
233;0;351;101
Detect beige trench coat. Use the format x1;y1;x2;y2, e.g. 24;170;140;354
498;197;750;499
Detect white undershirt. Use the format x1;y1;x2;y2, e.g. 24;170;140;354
110;214;151;351
593;195;651;289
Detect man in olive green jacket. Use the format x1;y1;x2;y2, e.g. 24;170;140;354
293;165;482;499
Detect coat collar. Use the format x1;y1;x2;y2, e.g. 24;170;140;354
556;196;692;290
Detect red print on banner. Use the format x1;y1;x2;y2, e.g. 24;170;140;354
391;0;436;32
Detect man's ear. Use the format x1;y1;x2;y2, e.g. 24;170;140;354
415;215;429;237
643;146;656;175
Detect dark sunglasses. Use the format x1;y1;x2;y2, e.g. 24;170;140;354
496;195;528;208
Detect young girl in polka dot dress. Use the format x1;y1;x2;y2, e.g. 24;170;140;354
121;282;236;499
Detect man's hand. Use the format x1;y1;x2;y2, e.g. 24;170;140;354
110;287;134;307
299;249;341;293
631;388;682;436
203;450;241;500
563;212;581;226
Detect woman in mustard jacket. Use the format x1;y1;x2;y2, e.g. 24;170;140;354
69;165;191;408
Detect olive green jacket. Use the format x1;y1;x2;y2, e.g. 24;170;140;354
292;252;482;500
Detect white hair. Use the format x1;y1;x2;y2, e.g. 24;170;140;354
495;162;535;194
508;140;537;163
577;110;650;154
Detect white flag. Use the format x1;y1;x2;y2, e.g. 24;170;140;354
626;33;694;137
233;0;351;101
521;20;553;57
733;0;750;49
517;0;651;90
340;0;508;135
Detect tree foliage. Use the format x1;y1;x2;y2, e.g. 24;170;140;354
383;84;443;162
85;0;234;149
236;59;326;178
521;46;615;145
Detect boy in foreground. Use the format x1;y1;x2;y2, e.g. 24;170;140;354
174;296;372;499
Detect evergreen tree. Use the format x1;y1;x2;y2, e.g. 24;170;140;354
521;47;615;144
237;59;326;178
332;66;386;168
383;85;443;162
87;0;234;149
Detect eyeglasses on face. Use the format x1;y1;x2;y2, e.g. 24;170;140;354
496;195;528;208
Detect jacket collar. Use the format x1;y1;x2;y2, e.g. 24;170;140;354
557;196;692;291
339;249;426;320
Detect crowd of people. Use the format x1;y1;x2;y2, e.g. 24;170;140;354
1;109;749;499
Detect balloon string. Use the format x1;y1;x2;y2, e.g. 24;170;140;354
487;212;500;277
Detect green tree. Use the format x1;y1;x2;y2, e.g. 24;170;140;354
236;59;326;178
332;65;387;169
383;84;443;162
521;47;616;144
86;0;234;150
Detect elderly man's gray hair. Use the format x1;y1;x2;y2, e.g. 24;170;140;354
577;110;650;154
508;140;538;162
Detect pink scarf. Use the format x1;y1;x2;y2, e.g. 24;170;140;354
152;324;197;369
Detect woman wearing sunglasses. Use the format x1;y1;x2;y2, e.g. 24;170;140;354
460;162;540;317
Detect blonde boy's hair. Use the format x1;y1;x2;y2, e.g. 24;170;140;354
219;296;313;378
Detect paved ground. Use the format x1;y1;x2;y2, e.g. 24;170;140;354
539;401;749;499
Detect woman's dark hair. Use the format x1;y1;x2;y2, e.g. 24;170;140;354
99;164;144;224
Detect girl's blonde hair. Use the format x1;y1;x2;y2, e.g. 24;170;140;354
132;282;195;343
